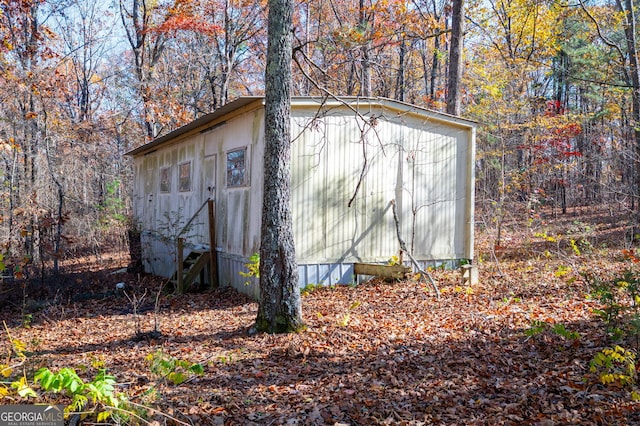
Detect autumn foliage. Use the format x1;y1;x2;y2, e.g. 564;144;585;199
0;0;640;420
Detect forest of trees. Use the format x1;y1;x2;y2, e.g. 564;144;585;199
0;0;639;277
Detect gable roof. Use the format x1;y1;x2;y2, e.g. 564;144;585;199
126;96;477;157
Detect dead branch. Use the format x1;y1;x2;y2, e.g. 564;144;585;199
391;199;440;299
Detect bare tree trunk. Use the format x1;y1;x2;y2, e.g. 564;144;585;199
359;0;371;97
253;0;303;334
619;0;640;218
395;37;406;101
431;35;440;99
446;0;464;116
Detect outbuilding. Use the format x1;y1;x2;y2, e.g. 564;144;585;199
127;96;477;298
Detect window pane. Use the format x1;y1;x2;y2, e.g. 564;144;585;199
179;162;191;192
227;149;246;187
160;167;171;193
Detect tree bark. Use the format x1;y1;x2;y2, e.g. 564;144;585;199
253;0;303;334
395;37;406;101
359;0;371;97
619;0;640;216
446;0;464;116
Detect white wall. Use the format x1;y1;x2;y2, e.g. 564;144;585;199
132;98;475;289
132;107;266;280
290;103;473;264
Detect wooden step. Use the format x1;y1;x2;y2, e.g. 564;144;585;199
172;249;211;294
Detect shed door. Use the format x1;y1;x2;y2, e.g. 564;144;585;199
203;154;217;200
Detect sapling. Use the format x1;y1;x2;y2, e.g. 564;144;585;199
123;288;147;337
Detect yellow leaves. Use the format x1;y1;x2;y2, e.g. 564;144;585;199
554;265;571;278
96;411;111;422
0;364;12;378
90;354;106;369
600;373;622;385
486;85;502;99
534;232;557;243
11;376;37;398
9;336;26;359
338;300;361;326
451;285;475;303
338;313;350;327
89;73;103;84
589;346;637;389
387;255;400;266
617;280;630;289
475;0;562;59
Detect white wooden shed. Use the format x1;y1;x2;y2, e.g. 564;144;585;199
127;96;476;298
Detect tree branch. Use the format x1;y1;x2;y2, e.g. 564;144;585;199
391;199;440;299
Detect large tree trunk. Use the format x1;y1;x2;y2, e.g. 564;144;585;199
446;0;464;116
253;0;303;334
619;0;640;215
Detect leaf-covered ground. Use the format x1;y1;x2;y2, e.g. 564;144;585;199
2;207;640;425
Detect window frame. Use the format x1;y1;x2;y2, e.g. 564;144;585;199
178;161;192;192
159;166;171;193
226;148;248;188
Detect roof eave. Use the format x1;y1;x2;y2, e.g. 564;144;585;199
126;96;477;157
125;97;264;157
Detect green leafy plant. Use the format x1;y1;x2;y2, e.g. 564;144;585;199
524;320;580;341
524;320;546;337
554;264;571;278
145;350;204;386
217;354;233;364
589;346;637;392
35;367;123;420
301;283;321;296
21;313;33;329
501;294;522;305
569;239;581;256
551;323;580;340
0;328;189;423
1;323;131;421
239;253;260;285
587;270;640;348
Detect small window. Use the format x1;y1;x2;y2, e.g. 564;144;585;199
227;148;247;187
159;167;171;193
179;162;191;192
